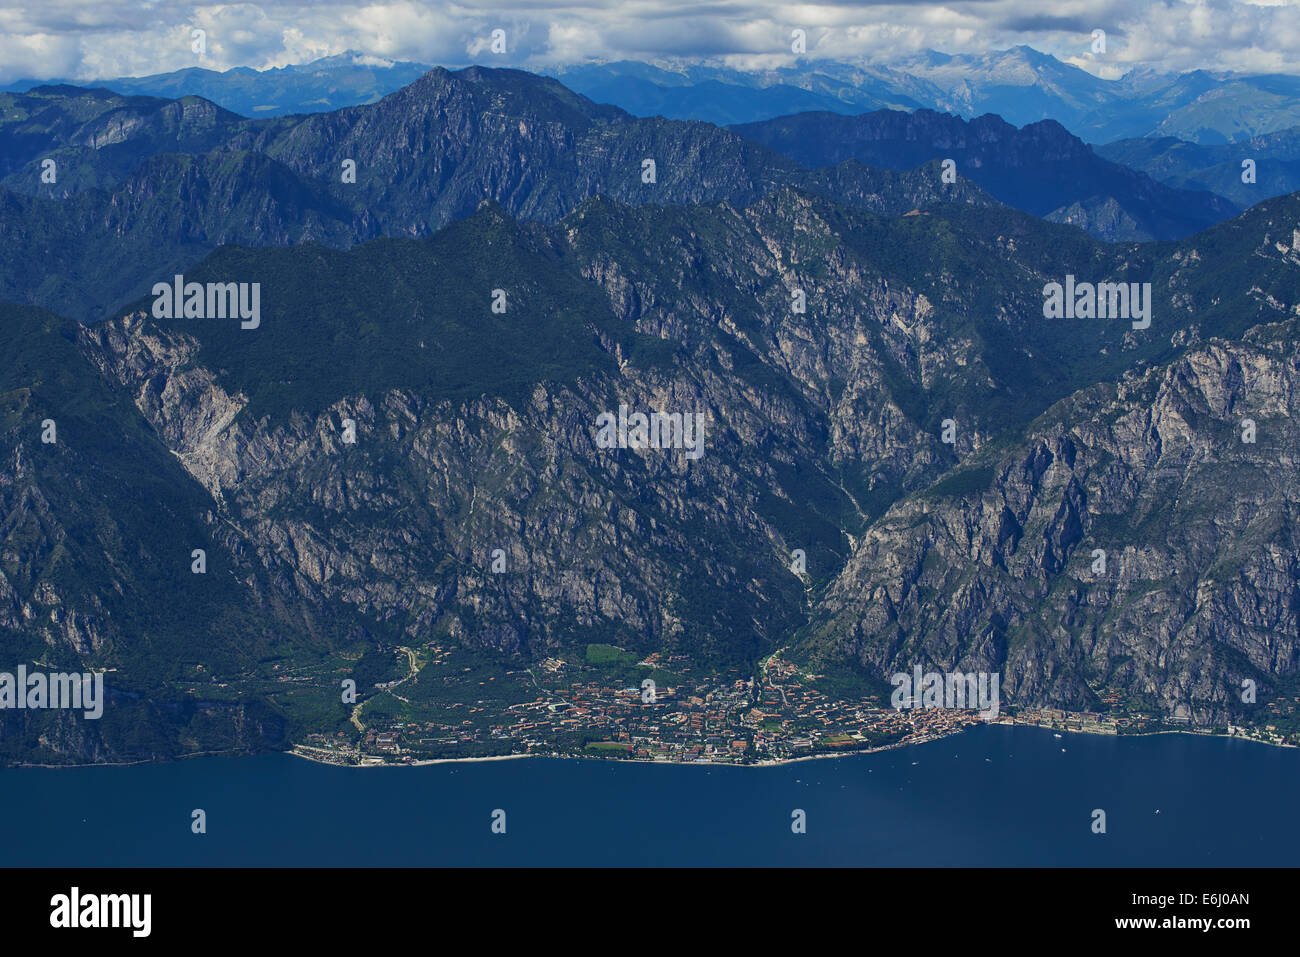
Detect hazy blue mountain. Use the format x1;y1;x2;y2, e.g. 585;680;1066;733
844;49;1300;143
895;46;1115;131
9;48;1299;147
551;50;1112;129
1126;71;1300;145
0;51;430;118
545;59;945;126
732;109;1240;241
553;48;1300;144
1096;128;1300;208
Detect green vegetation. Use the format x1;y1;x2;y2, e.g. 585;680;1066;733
584;644;640;668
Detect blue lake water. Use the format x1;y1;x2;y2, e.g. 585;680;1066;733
3;725;1296;866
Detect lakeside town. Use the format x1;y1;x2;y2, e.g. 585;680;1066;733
290;644;1300;768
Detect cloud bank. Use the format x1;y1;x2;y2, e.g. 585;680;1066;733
0;0;1296;83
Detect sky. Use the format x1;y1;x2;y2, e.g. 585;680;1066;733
0;0;1296;83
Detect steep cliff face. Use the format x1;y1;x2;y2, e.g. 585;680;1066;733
64;191;1121;685
70;191;1300;729
76;205;856;668
799;319;1300;723
3;179;1297;763
83;327;825;662
0;304;361;764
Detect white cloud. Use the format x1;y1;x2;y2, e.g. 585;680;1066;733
0;0;1296;83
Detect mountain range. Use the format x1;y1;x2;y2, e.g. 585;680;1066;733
0;64;1270;332
0;69;1000;319
0;52;431;118
1;60;1298;764
731;109;1240;242
11;46;1300;146
552;48;1300;143
1097;128;1300;209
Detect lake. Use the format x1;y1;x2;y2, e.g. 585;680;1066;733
4;725;1296;866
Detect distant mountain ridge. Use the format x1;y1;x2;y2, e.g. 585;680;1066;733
6;46;1300;145
1096;127;1300;208
554;48;1300;144
731;108;1240;242
0;51;431;118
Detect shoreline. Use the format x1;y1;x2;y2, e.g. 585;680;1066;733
8;718;1292;771
285;719;1297;770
